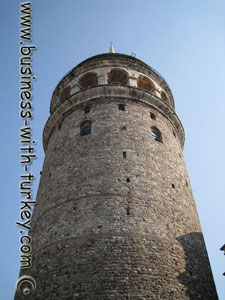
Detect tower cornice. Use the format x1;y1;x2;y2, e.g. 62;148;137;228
50;53;175;113
43;85;184;152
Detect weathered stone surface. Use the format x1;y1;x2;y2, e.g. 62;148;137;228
15;53;217;299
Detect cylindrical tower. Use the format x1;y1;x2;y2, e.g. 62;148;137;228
15;53;218;299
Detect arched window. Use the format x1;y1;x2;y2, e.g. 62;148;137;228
151;126;162;142
80;121;92;136
79;73;98;89
137;75;154;92
108;69;128;86
161;91;168;102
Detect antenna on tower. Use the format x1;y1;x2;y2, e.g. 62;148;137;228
109;42;115;54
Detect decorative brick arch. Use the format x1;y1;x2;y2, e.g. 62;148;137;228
79;73;98;89
137;74;154;92
108;68;128;86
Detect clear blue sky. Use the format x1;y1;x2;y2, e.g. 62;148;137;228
1;0;225;299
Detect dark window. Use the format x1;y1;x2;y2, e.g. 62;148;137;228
150;112;156;120
80;121;92;136
123;152;127;158
126;178;130;183
118;104;125;111
79;73;98;89
108;69;128;86
151;126;162;142
84;107;90;114
126;208;130;215
137;75;154;92
172;184;175;189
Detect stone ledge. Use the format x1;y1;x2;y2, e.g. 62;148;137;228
43;86;185;152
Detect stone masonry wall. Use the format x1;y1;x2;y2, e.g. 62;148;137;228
15;54;218;300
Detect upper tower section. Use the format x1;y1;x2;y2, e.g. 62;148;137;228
43;53;184;151
50;53;175;113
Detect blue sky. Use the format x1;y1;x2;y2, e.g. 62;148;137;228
1;0;225;299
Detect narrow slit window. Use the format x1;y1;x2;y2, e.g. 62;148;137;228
123;152;127;158
80;121;92;136
150;112;156;120
84;107;90;114
118;104;125;111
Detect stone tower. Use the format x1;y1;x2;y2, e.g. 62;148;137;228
15;53;218;299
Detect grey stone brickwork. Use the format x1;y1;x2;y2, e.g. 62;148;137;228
15;53;218;299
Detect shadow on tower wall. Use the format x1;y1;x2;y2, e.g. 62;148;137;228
176;232;218;300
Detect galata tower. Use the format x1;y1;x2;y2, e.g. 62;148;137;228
15;49;218;299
